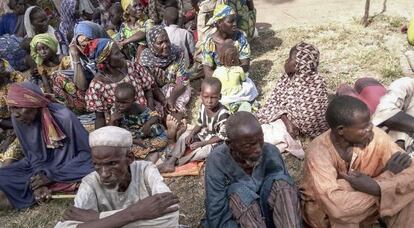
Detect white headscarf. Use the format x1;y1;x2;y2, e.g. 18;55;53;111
89;126;133;148
24;6;56;38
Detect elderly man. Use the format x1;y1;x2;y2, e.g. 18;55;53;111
301;95;414;228
204;111;302;228
56;126;179;228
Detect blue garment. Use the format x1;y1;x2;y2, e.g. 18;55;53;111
204;143;293;228
0;13;17;36
0;34;28;71
0;84;94;208
74;21;110;83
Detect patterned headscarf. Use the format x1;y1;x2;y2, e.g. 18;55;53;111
256;42;329;138
30;33;58;65
83;38;114;69
59;0;79;44
139;25;181;68
207;4;235;26
6;82;66;148
121;0;133;11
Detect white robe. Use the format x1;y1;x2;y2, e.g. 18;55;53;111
55;161;179;228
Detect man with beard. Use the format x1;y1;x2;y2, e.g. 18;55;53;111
301;95;414;228
204;111;302;228
56;126;179;228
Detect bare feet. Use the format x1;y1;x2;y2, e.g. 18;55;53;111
166;114;179;143
157;159;176;173
146;152;160;164
176;119;187;141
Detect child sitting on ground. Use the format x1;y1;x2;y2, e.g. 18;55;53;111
213;40;259;113
109;82;168;163
157;77;230;173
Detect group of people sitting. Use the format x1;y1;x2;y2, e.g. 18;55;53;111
1;0;414;227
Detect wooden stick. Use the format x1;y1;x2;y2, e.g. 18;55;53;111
51;195;76;199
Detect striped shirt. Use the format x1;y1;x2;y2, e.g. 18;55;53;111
196;104;230;141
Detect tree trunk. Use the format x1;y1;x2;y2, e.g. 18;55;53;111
381;0;387;13
362;0;370;27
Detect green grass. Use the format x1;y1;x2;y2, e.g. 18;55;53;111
0;15;411;227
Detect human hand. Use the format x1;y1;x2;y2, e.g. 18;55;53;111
33;186;52;204
130;192;179;221
109;111;123;125
69;39;81;59
63;206;99;222
339;171;380;196
384;151;412;174
285;121;300;139
141;124;152;138
185;134;194;145
30;173;52;190
190;141;204;150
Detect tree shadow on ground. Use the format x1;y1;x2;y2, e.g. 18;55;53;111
250;59;274;93
251;24;283;59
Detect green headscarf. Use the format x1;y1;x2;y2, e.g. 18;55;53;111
206;4;236;26
30;33;58;65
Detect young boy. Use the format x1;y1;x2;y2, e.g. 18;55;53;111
109;82;168;163
164;6;195;68
158;77;230;173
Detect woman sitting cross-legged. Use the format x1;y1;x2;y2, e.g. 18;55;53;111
30;33;86;114
85;38;157;129
0;82;93;209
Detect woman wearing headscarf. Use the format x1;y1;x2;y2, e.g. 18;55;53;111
0;82;93;209
30;33;86;114
224;0;256;39
0;59;24;166
24;6;68;55
116;0;154;60
256;42;329;139
69;21;110;91
139;25;191;114
202;4;251;78
85;38;157;129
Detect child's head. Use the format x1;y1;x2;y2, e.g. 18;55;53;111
109;2;123;27
284;46;297;76
115;82;136;112
164;7;179;26
200;77;222;110
218;40;240;67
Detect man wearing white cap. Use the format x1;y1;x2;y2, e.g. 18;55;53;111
56;126;179;228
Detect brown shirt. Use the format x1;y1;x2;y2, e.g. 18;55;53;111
301;127;414;227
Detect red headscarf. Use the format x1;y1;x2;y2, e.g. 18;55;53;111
6;83;66;149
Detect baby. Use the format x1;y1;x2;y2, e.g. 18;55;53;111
213;40;259;113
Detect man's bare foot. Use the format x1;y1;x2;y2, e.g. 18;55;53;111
166;114;179;142
157;160;176;173
146;152;160;164
176;119;188;141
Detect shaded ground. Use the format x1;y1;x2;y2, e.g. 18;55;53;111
0;14;412;228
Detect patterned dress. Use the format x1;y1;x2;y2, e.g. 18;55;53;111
85;61;155;113
112;107;168;159
202;30;250;69
0;60;24;162
256;42;329;138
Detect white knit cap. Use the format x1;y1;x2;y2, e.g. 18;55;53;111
89;126;132;148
